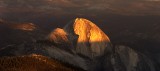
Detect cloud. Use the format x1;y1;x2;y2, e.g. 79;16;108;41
0;0;160;16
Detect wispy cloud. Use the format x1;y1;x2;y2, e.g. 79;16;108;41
0;0;160;16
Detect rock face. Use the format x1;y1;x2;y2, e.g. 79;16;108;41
108;45;156;71
48;28;69;44
85;45;156;71
64;18;111;57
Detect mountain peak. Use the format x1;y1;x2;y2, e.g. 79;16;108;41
74;18;110;42
48;28;69;44
64;18;112;57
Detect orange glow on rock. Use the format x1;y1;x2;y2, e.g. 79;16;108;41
74;18;110;42
73;18;111;57
48;28;69;44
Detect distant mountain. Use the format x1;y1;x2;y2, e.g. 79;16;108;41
0;18;158;71
0;19;36;31
10;23;36;31
0;19;47;48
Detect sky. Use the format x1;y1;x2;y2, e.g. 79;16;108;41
0;0;160;16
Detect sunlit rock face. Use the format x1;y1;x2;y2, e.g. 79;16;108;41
64;18;111;57
48;28;69;44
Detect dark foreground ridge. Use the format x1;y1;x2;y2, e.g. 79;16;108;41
0;54;79;71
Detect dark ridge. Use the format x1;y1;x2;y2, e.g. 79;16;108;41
50;56;86;71
36;39;56;46
77;53;92;60
36;39;75;54
0;55;76;71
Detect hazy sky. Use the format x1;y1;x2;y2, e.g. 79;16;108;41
0;0;160;16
